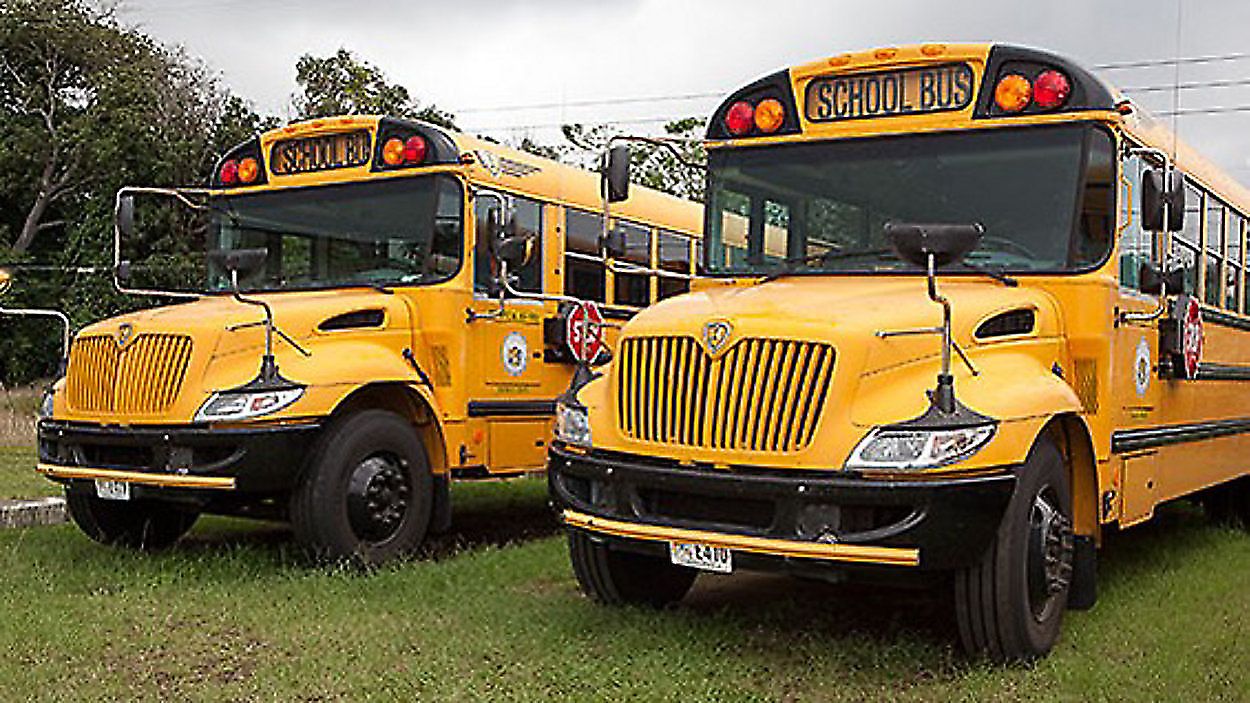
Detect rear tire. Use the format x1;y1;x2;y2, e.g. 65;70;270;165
568;530;697;607
1200;477;1250;528
65;489;198;550
954;435;1074;662
291;410;433;568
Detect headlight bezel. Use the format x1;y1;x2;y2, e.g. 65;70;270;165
554;399;592;447
194;387;305;423
845;422;997;471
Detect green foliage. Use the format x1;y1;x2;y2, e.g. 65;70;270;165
292;48;456;129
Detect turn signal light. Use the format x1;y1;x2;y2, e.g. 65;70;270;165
724;101;755;136
382;138;406;166
1033;70;1071;109
237;157;259;184
219;159;239;185
994;74;1032;113
754;98;785;133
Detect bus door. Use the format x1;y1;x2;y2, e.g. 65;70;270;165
467;193;562;472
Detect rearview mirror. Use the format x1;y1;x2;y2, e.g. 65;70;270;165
207;248;268;286
883;221;985;269
497;236;535;270
115;260;132;283
116;194;135;238
602;145;631;203
1139;261;1185;296
601;228;627;260
1141;169;1185;232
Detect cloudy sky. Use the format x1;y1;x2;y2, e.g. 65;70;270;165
117;0;1250;184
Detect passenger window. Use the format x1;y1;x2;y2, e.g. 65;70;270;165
1205;200;1226;306
1118;154;1150;289
612;221;652;307
1073;131;1114;268
1230;213;1245;312
1171;182;1203;295
658;230;691;299
564;209;605;303
473;195;542;294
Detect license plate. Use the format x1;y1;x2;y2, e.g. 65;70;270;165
669;541;732;573
805;63;975;122
94;479;131;501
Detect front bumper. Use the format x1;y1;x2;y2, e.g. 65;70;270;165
38;419;321;496
548;443;1017;571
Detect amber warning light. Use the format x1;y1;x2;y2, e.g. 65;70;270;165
993;70;1071;113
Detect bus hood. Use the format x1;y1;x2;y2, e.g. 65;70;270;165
624;276;1062;376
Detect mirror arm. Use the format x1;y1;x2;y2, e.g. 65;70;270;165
608;135;706;174
113;186;207;300
0;307;71;369
1120;281;1170;324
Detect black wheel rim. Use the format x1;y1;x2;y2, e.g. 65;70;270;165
1026;485;1074;622
346;453;411;543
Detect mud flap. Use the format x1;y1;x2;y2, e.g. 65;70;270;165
1067;534;1097;610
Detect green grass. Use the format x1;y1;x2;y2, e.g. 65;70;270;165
0;446;58;499
0;445;1245;701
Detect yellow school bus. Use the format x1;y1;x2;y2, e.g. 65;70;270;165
549;44;1250;660
36;114;701;565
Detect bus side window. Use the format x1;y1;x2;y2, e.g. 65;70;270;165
658;230;691;299
612;221;651;307
1227;212;1244;312
1205;198;1227;307
564;209;606;303
1171;181;1203;295
473;195;542;294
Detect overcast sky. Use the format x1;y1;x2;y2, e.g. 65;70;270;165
116;0;1250;185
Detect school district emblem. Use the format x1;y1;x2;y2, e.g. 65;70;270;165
1134;336;1151;397
501;331;528;377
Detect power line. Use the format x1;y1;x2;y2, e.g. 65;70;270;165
456;91;724;114
1092;51;1250;70
1122;78;1250;94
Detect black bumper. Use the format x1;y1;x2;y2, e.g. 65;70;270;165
548;444;1017;571
38;419;321;496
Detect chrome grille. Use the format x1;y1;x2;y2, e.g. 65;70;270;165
66;334;194;414
618;336;835;452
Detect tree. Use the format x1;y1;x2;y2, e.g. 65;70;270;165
549;117;707;201
291;49;456;129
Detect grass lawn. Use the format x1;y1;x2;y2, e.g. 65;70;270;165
0;445;1245;701
0;446;59;499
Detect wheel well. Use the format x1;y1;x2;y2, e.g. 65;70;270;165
329;383;448;475
1042;414;1099;541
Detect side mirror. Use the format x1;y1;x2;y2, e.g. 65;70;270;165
883;221;985;268
116;194;135;238
115;260;132;283
497;235;535;270
1139;261;1185;296
601;228;627;260
1141;169;1185;232
602;145;631;203
207;248;268;287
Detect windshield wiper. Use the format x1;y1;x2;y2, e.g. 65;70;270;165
758;249;840;283
958;260;1018;287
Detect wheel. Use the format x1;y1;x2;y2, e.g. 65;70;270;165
954;435;1075;662
291;410;433;567
1200;477;1250;528
65;489;198;550
568;529;697;607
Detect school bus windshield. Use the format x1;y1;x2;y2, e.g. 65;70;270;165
207;174;464;291
705;123;1114;276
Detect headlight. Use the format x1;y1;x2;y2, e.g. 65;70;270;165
39;389;54;419
554;400;592;447
194;387;304;422
846;423;996;470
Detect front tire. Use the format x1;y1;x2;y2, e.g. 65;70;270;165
954;435;1075;662
291;410;433;567
568;530;697;607
65;490;199;550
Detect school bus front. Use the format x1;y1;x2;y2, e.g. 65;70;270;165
36;115;702;566
550;43;1250;661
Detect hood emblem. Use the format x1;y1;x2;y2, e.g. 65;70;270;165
116;323;134;349
702;320;733;357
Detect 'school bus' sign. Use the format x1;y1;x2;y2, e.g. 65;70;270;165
805;64;974;122
270;130;372;175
